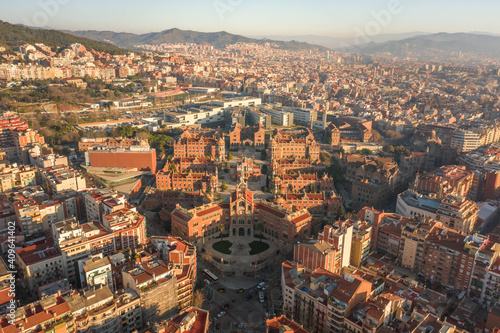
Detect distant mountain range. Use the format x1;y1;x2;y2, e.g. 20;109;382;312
61;28;329;51
250;32;429;49
0;21;127;54
3;20;500;61
342;32;500;60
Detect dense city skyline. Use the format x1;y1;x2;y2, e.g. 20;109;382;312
2;0;500;37
3;2;500;332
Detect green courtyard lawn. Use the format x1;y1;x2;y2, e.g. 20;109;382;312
249;241;270;255
212;240;232;255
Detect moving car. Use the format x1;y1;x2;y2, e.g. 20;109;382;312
218;288;226;293
217;311;226;318
237;288;245;293
223;304;229;310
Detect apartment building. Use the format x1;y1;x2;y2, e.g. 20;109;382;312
52;218;93;285
293;239;337;273
318;222;353;271
282;261;372;333
399;219;438;270
80;255;113;292
102;208;148;251
420;226;476;291
150;236;197;312
0;164;37;192
435;195;479;234
15;238;64;294
122;259;179;326
66;285;121;333
39;165;87;195
351;222;372;267
2;293;75;332
32;154;68;168
451;129;481;152
84;189;128;222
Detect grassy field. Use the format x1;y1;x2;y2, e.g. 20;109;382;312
212;240;232;255
249;241;270;255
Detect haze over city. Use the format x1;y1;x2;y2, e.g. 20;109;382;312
2;0;500;37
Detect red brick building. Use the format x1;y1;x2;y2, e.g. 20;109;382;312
272;172;334;193
173;128;225;161
415;165;474;199
229;122;265;148
326;117;373;144
270;158;324;178
269;129;320;163
230;157;261;182
171;183;312;249
142;190;205;211
276;192;342;219
156;169;219;193
86;145;157;174
173;157;218;173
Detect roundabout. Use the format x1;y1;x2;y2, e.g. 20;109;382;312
204;235;278;277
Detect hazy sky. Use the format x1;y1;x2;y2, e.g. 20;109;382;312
1;0;499;37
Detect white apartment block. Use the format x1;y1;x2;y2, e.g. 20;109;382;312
451;129;481;152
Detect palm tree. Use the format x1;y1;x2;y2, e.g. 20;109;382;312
256;221;264;243
218;224;226;242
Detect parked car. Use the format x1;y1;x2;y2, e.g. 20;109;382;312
237;288;244;293
257;282;265;289
259;291;265;303
223;304;229;310
262;284;268;291
246;294;253;301
218;288;226;293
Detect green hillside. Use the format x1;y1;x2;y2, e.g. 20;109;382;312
0;21;127;54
